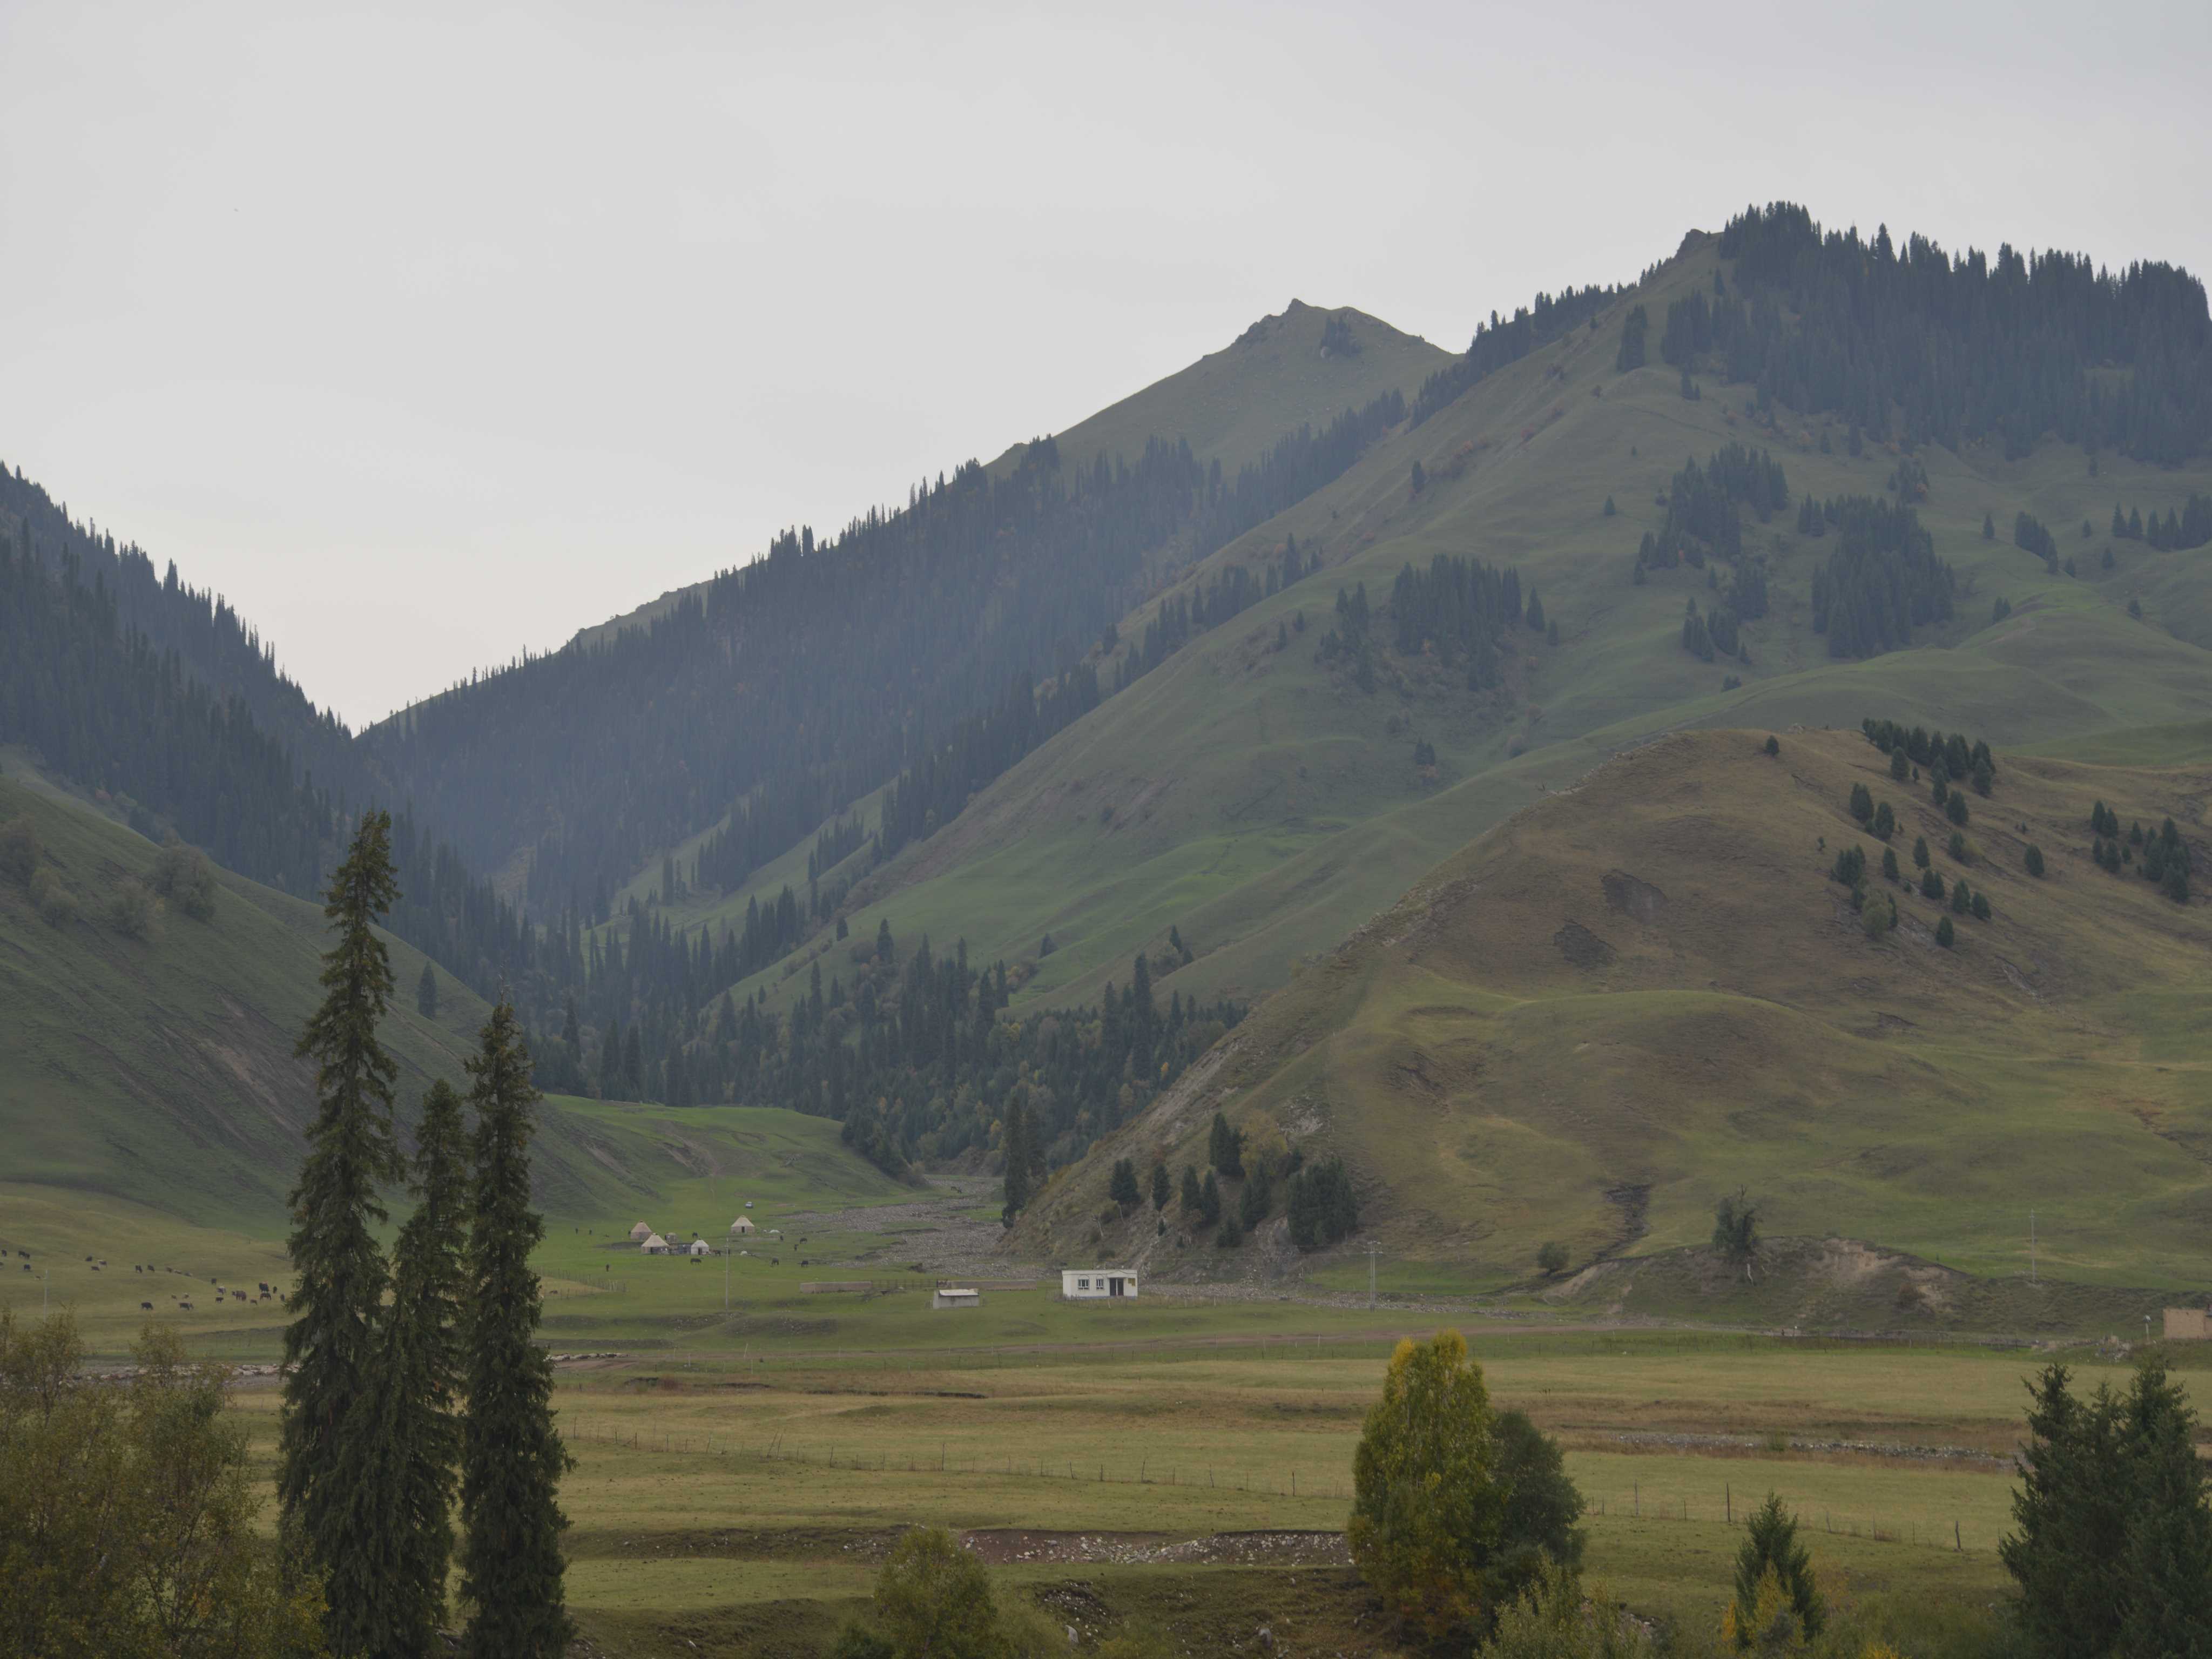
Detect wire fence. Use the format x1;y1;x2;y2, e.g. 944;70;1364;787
558;1422;1983;1551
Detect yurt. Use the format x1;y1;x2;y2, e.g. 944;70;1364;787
640;1232;670;1255
629;1222;653;1241
730;1216;757;1235
688;1238;712;1257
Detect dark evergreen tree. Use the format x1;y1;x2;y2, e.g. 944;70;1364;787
1109;1157;1141;1213
1200;1169;1222;1225
416;961;440;1020
1984;511;1997;539
279;809;406;1658
1937;916;1955;948
2026;845;2046;877
1000;1091;1035;1225
1179;1165;1203;1215
1731;1494;1824;1639
374;1077;469;1655
1208;1111;1244;1176
460;1000;574;1658
1149;1161;1171;1211
1848;783;1873;822
1615;305;1649;372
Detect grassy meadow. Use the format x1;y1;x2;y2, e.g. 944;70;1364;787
200;1316;2114;1655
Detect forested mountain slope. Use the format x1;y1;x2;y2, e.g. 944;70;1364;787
782;215;2212;1041
1009;727;2212;1292
0;770;898;1244
360;305;1448;922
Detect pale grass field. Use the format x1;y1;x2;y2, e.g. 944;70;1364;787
221;1331;2089;1638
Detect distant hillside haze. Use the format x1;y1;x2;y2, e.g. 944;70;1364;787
7;203;2212;1253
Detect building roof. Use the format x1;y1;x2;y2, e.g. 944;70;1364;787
641;1232;669;1251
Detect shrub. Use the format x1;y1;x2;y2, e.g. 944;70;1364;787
2026;844;2046;877
1536;1241;1569;1276
1478;1561;1651;1657
1972;891;1992;921
871;1528;1002;1659
0;815;38;885
1711;1191;1758;1274
0;1312;323;1656
103;878;157;939
1763;735;1779;757
150;836;217;921
29;868;77;929
1830;846;1866;887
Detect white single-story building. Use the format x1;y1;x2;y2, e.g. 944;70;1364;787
1061;1269;1138;1300
688;1238;713;1257
932;1287;982;1310
640;1232;671;1255
629;1221;654;1240
730;1215;757;1235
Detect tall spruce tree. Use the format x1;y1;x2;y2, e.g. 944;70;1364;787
280;809;406;1656
460;999;574;1658
1000;1090;1034;1225
416;960;439;1019
375;1078;470;1654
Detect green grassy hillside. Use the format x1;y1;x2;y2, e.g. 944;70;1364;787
744;235;2212;1034
1009;727;2212;1298
0;773;906;1336
0;769;493;1230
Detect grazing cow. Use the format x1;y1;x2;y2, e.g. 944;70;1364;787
134;1265;143;1273
140;1301;153;1311
258;1282;268;1293
180;1302;193;1310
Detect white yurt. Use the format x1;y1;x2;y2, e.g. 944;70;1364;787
640;1232;670;1255
629;1221;653;1241
688;1238;712;1257
730;1215;757;1235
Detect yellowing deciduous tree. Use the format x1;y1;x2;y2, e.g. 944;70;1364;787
1348;1329;1508;1645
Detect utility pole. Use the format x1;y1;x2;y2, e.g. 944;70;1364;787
1365;1241;1379;1310
2030;1209;2036;1285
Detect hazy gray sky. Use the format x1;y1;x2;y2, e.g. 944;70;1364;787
5;0;2208;727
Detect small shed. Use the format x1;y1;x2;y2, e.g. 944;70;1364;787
932;1287;983;1311
1061;1269;1137;1300
730;1216;757;1235
688;1238;713;1257
629;1222;654;1240
640;1232;671;1255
